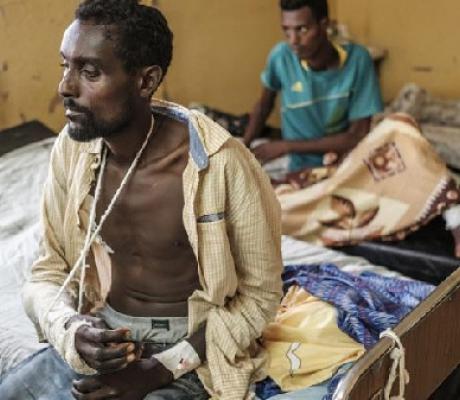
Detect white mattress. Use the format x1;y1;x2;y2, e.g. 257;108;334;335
0;138;54;376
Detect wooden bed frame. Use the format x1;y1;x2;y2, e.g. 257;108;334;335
333;267;460;400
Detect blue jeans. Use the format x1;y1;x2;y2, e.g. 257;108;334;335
0;346;208;400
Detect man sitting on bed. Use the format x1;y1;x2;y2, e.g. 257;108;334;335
0;1;282;399
243;0;383;172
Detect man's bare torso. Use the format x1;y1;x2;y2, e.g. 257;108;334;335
94;114;200;318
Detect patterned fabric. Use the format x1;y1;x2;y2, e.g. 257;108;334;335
282;264;435;349
22;99;283;400
276;114;460;246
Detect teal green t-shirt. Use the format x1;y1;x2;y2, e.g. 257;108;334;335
261;42;383;171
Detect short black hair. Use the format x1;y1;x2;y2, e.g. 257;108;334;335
75;0;173;81
279;0;329;21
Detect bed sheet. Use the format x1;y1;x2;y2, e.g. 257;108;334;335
0;138;55;375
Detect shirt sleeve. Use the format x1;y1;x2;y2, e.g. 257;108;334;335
348;47;384;121
261;44;283;92
202;142;283;396
22;131;96;375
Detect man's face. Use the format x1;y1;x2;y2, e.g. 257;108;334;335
58;20;138;142
281;6;327;60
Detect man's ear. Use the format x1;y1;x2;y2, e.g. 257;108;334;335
319;17;329;33
138;65;163;99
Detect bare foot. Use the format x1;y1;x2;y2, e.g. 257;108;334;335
450;226;460;257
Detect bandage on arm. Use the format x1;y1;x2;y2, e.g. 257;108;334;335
22;280;97;375
152;340;201;379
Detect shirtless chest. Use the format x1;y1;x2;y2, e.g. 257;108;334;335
92;118;199;316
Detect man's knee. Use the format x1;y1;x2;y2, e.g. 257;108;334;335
0;346;77;400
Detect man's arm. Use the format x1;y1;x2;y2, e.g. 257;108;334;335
23;131;135;376
243;87;277;147
253;117;371;164
22;131;90;370
197;142;282;397
185;323;206;361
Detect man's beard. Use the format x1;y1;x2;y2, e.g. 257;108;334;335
64;98;135;142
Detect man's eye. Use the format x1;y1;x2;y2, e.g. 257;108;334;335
299;26;309;34
82;69;100;79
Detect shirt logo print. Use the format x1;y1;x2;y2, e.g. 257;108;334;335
291;81;303;92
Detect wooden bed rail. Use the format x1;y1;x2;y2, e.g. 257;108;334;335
333;266;460;400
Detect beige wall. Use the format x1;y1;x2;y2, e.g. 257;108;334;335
0;0;79;131
335;0;460;102
159;0;283;125
0;0;285;131
1;0;458;131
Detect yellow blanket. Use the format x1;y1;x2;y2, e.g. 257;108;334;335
263;286;365;391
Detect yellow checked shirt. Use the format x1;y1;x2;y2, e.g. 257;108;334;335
22;99;283;400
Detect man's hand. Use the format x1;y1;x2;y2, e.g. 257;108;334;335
253;141;289;164
67;315;137;373
71;378;120;400
72;358;173;400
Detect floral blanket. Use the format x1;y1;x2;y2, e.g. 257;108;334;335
276;114;460;246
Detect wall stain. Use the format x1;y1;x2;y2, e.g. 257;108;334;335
0;91;9;102
412;66;433;73
2;62;8;72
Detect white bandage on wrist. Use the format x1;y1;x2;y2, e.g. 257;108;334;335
153;340;201;379
63;318;98;375
444;205;460;230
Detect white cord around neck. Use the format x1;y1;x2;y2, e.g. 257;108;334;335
46;115;156;317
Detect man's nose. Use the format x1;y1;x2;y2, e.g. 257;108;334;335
58;70;79;98
287;31;300;46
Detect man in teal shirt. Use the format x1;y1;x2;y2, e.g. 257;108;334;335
244;0;383;172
